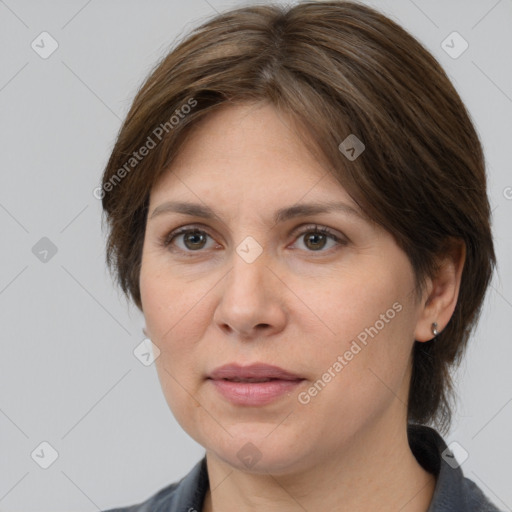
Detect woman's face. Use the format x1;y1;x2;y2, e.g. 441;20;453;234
140;102;427;474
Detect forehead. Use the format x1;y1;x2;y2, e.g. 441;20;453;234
149;102;352;209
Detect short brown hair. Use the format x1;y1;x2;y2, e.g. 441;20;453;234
100;0;495;432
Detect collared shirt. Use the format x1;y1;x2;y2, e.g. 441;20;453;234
103;425;502;511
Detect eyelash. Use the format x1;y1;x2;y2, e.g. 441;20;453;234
160;224;346;256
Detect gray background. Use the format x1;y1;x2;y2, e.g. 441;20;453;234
0;0;511;511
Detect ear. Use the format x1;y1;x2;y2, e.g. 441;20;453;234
414;239;466;342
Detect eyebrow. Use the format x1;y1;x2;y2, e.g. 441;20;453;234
149;200;366;225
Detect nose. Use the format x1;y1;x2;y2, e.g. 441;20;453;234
213;248;287;339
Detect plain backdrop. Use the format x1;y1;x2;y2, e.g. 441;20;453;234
0;1;511;511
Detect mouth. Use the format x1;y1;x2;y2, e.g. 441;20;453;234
208;362;303;381
218;377;283;383
207;363;305;406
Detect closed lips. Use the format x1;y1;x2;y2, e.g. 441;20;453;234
208;363;305;406
222;377;284;382
208;363;304;381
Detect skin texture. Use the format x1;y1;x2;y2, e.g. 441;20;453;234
139;102;465;512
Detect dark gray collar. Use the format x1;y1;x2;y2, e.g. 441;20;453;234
407;424;501;511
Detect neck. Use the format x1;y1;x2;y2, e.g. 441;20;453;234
201;417;436;512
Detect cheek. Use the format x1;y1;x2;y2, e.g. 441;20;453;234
141;265;209;434
293;260;417;397
290;265;408;348
140;258;206;341
139;258;216;385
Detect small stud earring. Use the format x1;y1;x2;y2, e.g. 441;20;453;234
432;322;439;337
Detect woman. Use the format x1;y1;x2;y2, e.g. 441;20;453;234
99;1;501;510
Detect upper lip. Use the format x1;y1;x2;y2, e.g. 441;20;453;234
208;363;303;381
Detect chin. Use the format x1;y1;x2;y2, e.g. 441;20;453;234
212;445;305;475
201;425;314;476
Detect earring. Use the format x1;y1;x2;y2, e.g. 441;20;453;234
431;322;439;337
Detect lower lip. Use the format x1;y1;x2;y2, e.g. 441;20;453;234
209;378;304;406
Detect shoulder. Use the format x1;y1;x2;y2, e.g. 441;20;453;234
101;457;208;512
407;424;503;512
101;481;180;512
458;476;503;512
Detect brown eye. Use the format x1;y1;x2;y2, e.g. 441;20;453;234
293;225;345;253
163;227;216;252
182;230;208;250
303;232;329;251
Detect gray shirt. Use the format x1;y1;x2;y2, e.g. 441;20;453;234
102;425;502;511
